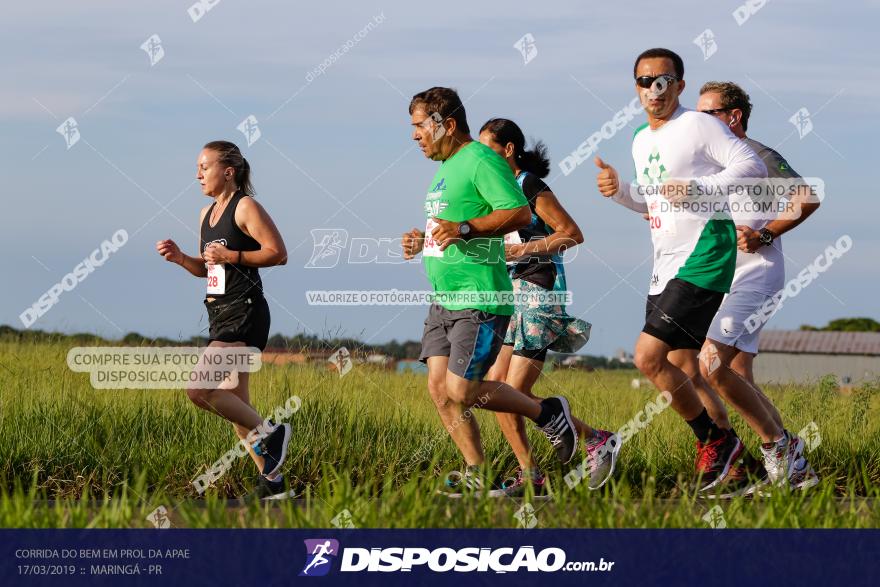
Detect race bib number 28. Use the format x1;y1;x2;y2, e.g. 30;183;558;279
207;263;226;294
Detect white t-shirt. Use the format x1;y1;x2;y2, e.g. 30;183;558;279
727;138;798;294
611;107;767;295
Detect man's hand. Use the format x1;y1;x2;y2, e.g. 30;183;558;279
595;156;620;197
430;218;463;251
203;241;233;265
660;178;693;203
401;228;425;259
736;225;763;253
156;239;184;265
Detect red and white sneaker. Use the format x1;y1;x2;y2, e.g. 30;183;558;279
760;433;805;486
695;430;743;492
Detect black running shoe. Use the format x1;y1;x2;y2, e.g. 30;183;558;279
247;475;291;502
536;396;578;464
252;423;291;477
694;430;743;492
705;450;767;499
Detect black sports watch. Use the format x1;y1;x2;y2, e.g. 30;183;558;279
458;222;473;240
758;228;775;247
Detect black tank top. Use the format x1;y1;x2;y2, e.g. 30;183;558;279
200;191;263;300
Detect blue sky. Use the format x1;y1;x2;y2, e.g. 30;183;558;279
3;0;877;355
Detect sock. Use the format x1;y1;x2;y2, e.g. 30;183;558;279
763;433;787;449
687;408;722;443
534;400;552;427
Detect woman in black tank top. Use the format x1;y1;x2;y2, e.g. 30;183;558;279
156;141;293;499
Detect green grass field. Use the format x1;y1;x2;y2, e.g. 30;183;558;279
2;340;879;528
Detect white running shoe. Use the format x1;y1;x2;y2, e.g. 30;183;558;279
760;434;805;486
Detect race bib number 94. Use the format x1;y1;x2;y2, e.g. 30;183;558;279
423;218;443;258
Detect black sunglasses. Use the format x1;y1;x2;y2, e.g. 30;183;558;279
700;108;732;116
635;74;679;89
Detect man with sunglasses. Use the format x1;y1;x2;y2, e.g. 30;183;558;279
696;81;820;492
595;48;767;492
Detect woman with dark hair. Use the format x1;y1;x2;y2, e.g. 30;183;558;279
479;119;618;494
156;140;291;500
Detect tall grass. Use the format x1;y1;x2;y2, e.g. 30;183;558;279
1;341;878;528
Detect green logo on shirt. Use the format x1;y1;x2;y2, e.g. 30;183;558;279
642;147;669;185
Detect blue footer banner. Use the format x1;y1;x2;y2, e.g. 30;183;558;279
2;529;877;586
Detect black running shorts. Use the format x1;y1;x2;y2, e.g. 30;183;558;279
204;295;270;351
507;344;549;363
643;278;724;351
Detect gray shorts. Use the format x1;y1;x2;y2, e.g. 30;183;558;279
418;303;510;380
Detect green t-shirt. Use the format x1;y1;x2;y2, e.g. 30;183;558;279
422;142;528;315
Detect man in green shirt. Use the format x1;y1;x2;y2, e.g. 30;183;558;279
401;87;583;496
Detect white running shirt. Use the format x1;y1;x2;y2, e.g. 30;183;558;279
728;138;799;294
611;107;767;295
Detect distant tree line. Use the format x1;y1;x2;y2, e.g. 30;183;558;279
799;318;880;332
547;354;635;370
4;316;876;363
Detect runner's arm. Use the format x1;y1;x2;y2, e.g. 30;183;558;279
738;186;821;251
467;205;531;237
232;197;288;267
759;149;821;239
516;190;584;257
763;184;820;237
610;182;648;214
693;115;767;192
430;206;530;250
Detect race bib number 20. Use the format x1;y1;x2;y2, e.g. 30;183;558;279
648;194;677;236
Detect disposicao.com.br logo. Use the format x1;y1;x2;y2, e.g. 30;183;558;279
300;540;614;575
